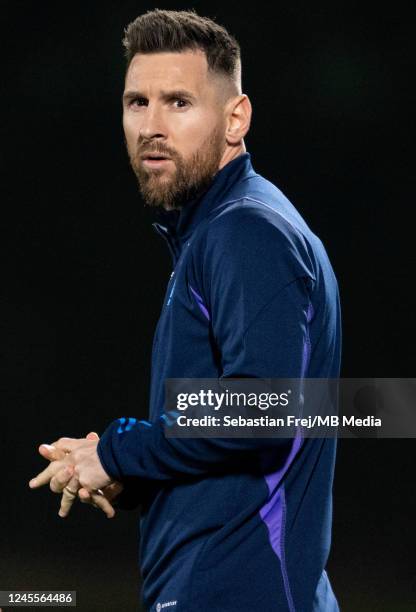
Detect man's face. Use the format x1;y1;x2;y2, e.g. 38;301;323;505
123;49;227;209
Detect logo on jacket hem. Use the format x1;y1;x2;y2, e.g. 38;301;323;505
156;601;177;611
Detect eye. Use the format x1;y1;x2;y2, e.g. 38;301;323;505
130;97;147;107
172;98;189;108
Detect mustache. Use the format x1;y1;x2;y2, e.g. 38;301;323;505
137;144;177;159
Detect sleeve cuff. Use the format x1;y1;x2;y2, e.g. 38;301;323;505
97;420;125;481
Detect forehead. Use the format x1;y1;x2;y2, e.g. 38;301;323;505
125;49;211;94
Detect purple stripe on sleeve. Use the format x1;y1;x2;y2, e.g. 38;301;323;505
260;430;303;501
301;301;314;377
258;301;313;611
189;285;211;321
259;432;302;612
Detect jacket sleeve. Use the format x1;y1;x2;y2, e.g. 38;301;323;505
97;207;315;485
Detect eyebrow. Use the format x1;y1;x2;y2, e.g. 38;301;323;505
122;89;197;104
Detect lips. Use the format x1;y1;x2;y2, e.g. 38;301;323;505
141;153;171;161
142;156;172;169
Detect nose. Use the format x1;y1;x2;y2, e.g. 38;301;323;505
139;104;167;141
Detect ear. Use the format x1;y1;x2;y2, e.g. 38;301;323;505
225;94;252;145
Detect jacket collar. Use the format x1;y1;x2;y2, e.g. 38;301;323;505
152;152;254;245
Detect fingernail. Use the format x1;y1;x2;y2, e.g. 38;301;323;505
29;479;36;488
41;444;55;451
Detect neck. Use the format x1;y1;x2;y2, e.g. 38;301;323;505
218;141;246;171
162;143;247;212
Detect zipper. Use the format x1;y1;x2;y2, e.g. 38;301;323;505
152;222;180;265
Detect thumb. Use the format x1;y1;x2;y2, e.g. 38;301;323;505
38;443;67;461
86;431;100;441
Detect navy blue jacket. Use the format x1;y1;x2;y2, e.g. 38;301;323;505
98;153;342;612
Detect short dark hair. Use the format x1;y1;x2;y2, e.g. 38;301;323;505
123;9;241;91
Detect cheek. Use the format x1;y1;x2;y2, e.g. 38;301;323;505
175;113;219;153
123;115;139;149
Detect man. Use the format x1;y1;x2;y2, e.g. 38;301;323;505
29;9;341;611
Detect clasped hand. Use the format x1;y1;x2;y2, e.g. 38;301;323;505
29;432;123;519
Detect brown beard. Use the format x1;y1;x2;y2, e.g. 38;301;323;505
127;123;226;209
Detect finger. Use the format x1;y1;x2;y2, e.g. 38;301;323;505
78;487;93;503
50;437;79;453
86;432;100;441
29;459;68;489
58;473;80;518
79;482;122;503
65;474;80;495
103;481;124;501
90;490;116;519
78;487;115;519
40;433;98;462
38;444;67;462
58;490;77;518
50;465;74;494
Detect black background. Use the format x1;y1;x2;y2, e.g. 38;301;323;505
2;2;415;611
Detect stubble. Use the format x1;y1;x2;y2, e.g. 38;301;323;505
127;124;226;209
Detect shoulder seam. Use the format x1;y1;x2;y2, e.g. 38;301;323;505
242;276;311;338
208;195;303;238
240;196;306;241
205;196;310;256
